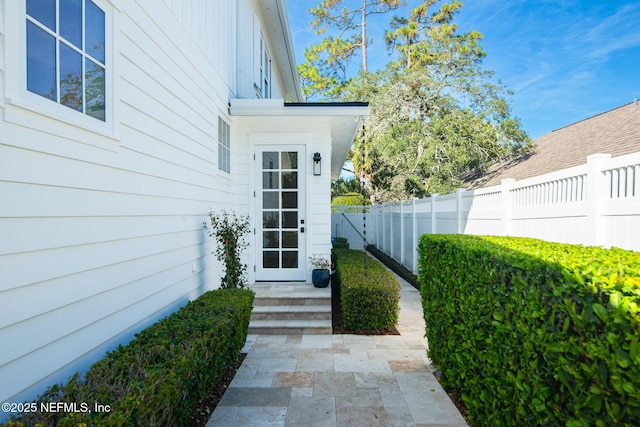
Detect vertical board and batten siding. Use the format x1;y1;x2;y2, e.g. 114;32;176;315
0;0;269;405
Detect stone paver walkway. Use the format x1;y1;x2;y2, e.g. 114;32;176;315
207;266;468;426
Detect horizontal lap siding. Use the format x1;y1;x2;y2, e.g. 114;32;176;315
0;1;242;403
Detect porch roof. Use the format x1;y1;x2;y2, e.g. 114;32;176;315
229;99;370;180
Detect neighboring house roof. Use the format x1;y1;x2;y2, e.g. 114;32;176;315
465;101;640;189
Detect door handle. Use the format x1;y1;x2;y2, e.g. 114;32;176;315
300;227;305;233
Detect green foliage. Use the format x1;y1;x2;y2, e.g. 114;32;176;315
332;237;350;249
5;289;254;427
300;0;407;100
418;234;640;426
366;244;419;290
205;210;251;289
331;176;366;199
300;1;533;201
331;193;370;207
334;249;401;332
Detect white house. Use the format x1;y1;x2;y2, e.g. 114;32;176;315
0;0;369;408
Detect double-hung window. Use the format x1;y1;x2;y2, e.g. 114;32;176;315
259;37;271;99
26;0;106;121
218;117;231;173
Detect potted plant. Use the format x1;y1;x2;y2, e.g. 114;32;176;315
309;255;331;288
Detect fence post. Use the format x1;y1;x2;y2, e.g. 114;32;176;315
400;201;405;265
389;203;395;259
338;205;345;238
456;188;466;234
501;178;516;236
587;153;611;246
431;193;439;234
412;197;419;274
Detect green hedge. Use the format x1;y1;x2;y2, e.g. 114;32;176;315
418;234;640;426
334;249;401;332
366;244;419;290
332;237;350;249
6;288;254;427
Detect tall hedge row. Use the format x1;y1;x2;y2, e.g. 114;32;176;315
5;288;254;427
418;234;640;426
334;249;401;332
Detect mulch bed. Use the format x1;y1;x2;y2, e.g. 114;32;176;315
188;353;246;427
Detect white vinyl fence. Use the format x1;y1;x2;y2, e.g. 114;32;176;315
332;152;640;274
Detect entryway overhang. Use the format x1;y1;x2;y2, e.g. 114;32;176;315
229;99;370;180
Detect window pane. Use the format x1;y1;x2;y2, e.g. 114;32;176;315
27;22;56;101
281;152;297;169
263;192;279;209
263;231;279;248
282;172;297;189
263;212;279;229
262;172;279;189
262;152;278;170
85;59;106;121
282;231;298;248
60;0;82;48
263;251;279;268
86;0;105;63
282;212;297;229
282;251;298;268
282;192;297;209
60;43;83;112
27;0;55;31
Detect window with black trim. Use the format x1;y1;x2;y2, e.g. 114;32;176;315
218;117;230;173
26;0;106;121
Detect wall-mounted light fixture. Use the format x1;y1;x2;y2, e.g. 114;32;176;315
313;152;322;176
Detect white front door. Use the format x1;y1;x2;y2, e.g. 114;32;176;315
255;146;306;281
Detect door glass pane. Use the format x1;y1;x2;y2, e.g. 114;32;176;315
85;59;106;121
262;152;279;169
282;192;298;209
263;212;279;228
282;172;297;189
282;251;298;268
27;0;56;31
282;231;298;248
60;0;82;48
263;231;279;248
263;192;279;209
263;251;279;268
263;172;279;189
60;43;83;112
282;212;297;229
86;0;106;63
281;152;298;169
27;22;56;101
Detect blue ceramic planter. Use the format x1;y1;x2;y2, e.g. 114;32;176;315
312;269;330;288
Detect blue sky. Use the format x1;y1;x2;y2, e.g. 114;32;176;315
285;0;640;139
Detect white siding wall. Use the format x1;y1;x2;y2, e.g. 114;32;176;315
0;0;280;406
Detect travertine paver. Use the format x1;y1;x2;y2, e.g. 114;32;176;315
207;268;468;427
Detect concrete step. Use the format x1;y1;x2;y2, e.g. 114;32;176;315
248;319;332;335
251;305;332;321
252;296;331;306
248;284;333;334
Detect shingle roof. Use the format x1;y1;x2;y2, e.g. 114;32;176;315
465;101;640;189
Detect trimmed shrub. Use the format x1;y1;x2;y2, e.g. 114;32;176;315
333;237;350;249
366;244;419;290
334;249;401;332
418;234;640;426
6;288;254;427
